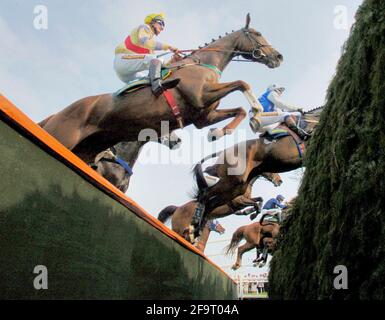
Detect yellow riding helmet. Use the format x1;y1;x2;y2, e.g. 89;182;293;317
144;13;166;25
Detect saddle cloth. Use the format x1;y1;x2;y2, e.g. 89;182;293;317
115;69;172;96
261;127;290;141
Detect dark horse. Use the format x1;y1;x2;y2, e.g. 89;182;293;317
39;14;282;164
158;172;281;243
193;108;321;225
91;131;182;192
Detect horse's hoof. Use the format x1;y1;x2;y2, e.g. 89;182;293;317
169;139;182;150
207;128;224;142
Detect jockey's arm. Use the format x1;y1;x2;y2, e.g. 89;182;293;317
267;91;301;112
277;202;287;209
137;24;172;51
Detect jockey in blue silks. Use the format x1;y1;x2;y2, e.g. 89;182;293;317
261;194;287;223
249;84;311;140
263;194;287;210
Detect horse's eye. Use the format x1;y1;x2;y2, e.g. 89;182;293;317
255;32;261;37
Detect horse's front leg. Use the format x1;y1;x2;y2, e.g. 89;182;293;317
202;81;260;110
195;107;247;141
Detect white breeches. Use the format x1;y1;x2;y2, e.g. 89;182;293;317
257;111;301;131
113;53;164;83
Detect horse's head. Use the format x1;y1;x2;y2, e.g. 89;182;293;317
235;13;283;68
301;106;323;136
260;172;283;187
208;220;225;234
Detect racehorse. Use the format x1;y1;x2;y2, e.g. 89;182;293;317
252;197;295;266
193;108;321;221
38;14;282;164
225;219;280;270
157;172;282;243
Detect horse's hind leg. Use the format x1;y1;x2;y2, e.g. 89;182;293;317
231;242;255;270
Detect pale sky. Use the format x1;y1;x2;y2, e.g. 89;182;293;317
0;0;362;277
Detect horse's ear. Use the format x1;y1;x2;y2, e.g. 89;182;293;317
245;13;251;29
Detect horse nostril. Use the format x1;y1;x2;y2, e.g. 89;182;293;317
277;54;283;61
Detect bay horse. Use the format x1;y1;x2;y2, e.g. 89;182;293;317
39;14;283;164
157;172;282;243
225;220;280;270
193;108;321;221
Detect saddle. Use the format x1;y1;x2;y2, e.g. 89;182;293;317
114;68;173;96
261;124;305;157
260;125;292;141
261;214;279;223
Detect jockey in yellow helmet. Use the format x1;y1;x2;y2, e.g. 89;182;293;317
113;13;180;96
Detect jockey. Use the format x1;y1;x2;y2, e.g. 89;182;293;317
113;13;180;96
249;84;311;140
263;194;287;209
262;194;287;222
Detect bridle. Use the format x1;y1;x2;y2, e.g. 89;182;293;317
240;28;271;60
165;28;273;63
158;28;276;75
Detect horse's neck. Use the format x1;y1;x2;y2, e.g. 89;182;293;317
193;33;239;71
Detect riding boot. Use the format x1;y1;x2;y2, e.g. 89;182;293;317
149;59;180;97
287;123;311;141
249;113;261;133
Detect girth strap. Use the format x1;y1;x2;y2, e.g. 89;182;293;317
279;124;306;158
163;89;184;129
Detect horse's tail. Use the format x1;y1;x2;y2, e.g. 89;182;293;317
192;152;221;199
192;163;208;196
157;205;178;223
38;114;54;128
225;226;246;256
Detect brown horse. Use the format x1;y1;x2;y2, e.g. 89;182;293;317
225;220;280;270
39;14;282;164
157;172;281;243
193;108;321;220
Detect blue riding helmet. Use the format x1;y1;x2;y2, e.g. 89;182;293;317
276;194;285;202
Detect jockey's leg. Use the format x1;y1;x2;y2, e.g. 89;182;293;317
250;112;282;134
113;53;144;83
284;113;311;140
149;59;180;97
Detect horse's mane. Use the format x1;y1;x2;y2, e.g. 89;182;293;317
305;106;323;114
184;29;240;60
197;30;238;49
